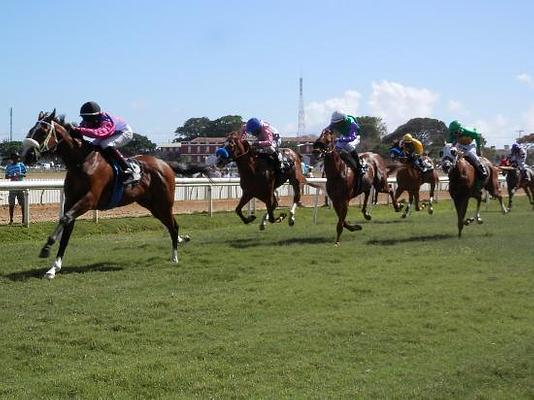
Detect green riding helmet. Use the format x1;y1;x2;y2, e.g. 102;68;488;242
448;120;462;133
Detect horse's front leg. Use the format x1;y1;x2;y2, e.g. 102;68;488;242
361;190;372;221
288;178;302;226
402;192;413;218
428;182;435;215
43;220;75;280
235;192;256;224
40;194;95;260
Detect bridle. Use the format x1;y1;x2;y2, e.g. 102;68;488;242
23;118;63;156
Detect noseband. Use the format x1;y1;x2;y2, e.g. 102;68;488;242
24;119;62;155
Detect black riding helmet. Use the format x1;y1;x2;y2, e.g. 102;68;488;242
80;101;101;122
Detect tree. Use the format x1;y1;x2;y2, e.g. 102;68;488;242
356;116;388;155
383;118;449;157
174;117;211;142
121;133;157;157
0;140;24;163
174;115;243;142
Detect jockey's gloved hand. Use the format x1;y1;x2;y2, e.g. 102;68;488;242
65;122;78;131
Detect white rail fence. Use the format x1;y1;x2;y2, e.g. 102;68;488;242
0;176;504;227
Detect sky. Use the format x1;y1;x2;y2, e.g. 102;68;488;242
1;0;533;148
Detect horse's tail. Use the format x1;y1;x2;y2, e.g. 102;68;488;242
166;161;214;181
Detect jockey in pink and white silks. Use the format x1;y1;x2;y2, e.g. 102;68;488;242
72;101;140;185
509;143;530;182
241;118;283;172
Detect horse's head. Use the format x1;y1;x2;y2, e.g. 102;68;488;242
439;143;459;173
215;131;248;168
22;109;67;164
312;128;336;163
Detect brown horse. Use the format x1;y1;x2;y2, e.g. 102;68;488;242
22;110;208;279
215;131;305;229
393;156;439;218
313;129;401;245
440;143;508;237
499;166;534;210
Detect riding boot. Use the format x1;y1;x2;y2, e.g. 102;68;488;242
521;169;530;182
476;161;488;179
103;147;140;184
351;150;365;176
339;150;359;174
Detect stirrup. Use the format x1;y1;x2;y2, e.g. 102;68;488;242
122;168;141;185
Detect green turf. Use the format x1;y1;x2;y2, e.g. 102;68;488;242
0;198;533;399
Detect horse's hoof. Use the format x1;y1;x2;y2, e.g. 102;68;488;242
476;219;483;225
43;272;55;280
401;213;407;219
39;248;50;258
259;224;266;231
278;213;287;222
364;214;372;221
289;218;295;226
428;208;434;215
245;215;257;224
334;242;340;247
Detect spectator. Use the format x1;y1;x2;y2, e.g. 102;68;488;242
5;152;27;224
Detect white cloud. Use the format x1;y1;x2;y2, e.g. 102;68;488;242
303;90;361;133
447;100;463;113
516;73;533;87
130;100;147;111
470;114;512;148
368;80;438;131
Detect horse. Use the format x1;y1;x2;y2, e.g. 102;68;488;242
499;165;534;210
313;129;401;245
390;152;439;218
22;110;210;279
439;143;508;237
215;131;305;229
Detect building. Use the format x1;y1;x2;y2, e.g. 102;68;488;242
158;134;318;163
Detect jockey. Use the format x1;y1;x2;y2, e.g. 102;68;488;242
241;118;283;172
400;133;428;172
72;101;140;185
447;120;488;178
328;111;364;176
509;143;529;181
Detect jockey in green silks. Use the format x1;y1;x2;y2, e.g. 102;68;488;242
447;120;488;178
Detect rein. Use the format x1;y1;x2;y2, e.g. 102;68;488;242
25;119;63;155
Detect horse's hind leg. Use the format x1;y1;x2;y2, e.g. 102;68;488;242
147;204;180;263
333;200;360;245
288;178;301;226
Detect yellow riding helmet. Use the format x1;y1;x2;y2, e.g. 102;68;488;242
402;133;413;143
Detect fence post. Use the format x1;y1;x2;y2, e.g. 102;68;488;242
207;185;213;216
23;189;30;228
93;210;99;223
313;186;319;224
59;189;65;218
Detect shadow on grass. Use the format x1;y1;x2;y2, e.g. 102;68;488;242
227;236;332;249
3;262;123;282
367;233;455;246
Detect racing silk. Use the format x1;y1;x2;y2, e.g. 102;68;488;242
448;123;482;154
329;115;360;145
77;112;130;139
5;162;26;181
510;146;527;169
240;120;279;148
402;138;424;155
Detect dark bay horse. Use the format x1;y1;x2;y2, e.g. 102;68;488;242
313;129;401;245
22;110;208;279
216;132;305;229
499;166;534;210
440;143;508;237
393;156;439;218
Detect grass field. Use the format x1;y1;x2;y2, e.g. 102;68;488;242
0;198;533;399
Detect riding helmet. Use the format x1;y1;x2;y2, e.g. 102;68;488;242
245;118;262;135
330;111;346;124
402;133;413;143
511;143;520;151
80;101;101;116
448;120;462;133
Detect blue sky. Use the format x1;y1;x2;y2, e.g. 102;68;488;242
1;0;533;148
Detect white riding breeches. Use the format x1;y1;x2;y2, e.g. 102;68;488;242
456;142;478;164
93;124;134;148
510;154;527;170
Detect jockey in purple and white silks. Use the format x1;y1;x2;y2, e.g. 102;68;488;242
241;118;283;172
509;143;530;181
327;111;364;176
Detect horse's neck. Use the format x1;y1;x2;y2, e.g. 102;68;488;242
235;153;257;177
324;152;348;179
57;137;96;170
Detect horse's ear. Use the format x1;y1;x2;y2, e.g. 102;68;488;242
38;111;44;120
49;109;56;120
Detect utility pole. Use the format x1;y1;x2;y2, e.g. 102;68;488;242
297;76;305;137
9;107;13;141
515;129;524;139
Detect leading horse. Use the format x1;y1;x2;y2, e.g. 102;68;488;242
22;110;209;279
440;143;507;237
215;131;306;229
313;129;401;245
